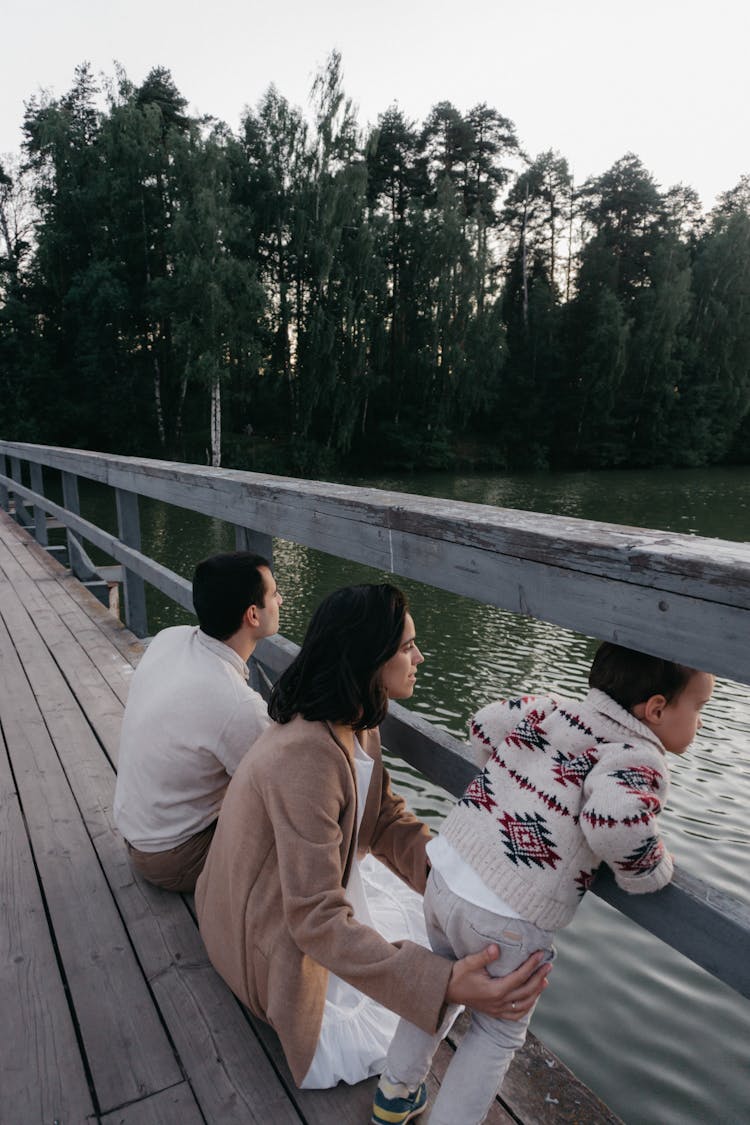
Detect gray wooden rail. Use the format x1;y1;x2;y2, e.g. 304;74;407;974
1;439;749;1010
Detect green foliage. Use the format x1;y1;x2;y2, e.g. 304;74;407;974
672;205;750;463
1;63;749;475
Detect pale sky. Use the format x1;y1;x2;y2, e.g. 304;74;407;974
3;0;748;209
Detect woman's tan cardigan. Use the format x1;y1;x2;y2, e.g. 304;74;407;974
195;716;453;1085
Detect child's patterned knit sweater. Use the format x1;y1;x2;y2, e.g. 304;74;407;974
440;688;674;930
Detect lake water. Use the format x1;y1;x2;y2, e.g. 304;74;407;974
75;464;750;1124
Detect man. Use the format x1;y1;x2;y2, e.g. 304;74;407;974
114;551;282;892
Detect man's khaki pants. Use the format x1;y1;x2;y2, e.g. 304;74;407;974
125;821;217;892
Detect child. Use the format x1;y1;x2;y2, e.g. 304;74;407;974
372;643;714;1125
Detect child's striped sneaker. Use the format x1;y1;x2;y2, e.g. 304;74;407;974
371;1076;427;1124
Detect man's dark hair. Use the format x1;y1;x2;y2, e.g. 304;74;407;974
269;584;408;730
192;552;269;640
589;642;696;711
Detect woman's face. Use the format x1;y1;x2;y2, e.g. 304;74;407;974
380;613;424;700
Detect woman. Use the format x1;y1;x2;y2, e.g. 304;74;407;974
196;584;550;1088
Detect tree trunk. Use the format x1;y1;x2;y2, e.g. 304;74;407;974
153;353;166;448
174;368;189;448
565;196;575;305
521;187;529;329
549;197;556;289
210;376;222;468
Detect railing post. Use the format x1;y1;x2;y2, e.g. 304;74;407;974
234;525;274;567
61;471;83;575
29;463;48;547
10;456;32;527
0;454;8;511
115;488;148;637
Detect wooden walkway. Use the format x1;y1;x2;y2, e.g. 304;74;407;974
0;510;621;1125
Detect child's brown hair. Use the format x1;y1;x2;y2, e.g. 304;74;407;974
589;642;697;711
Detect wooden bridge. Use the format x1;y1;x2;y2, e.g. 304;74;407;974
1;441;749;1124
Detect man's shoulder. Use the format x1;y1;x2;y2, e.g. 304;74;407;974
140;624;194;657
129;626;193;680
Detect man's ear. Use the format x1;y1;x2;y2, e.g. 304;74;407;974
244;603;260;629
633;694;667;726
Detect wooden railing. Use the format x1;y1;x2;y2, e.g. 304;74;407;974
1;439;749;1007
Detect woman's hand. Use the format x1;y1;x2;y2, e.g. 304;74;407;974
445;946;551;1020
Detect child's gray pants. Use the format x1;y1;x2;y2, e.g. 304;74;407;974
383;867;555;1125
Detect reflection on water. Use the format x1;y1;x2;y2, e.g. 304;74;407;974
357;465;750;543
70;465;750;1124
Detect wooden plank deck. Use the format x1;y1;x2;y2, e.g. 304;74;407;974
0;509;621;1125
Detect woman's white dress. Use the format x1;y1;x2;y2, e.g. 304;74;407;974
300;740;430;1088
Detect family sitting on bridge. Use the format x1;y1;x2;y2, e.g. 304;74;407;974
114;551;714;1125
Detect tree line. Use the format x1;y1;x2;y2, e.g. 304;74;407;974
1;56;749;476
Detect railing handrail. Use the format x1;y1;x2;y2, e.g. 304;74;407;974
1;439;749;1003
1;440;749;683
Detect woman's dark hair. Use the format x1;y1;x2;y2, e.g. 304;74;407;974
192;551;269;640
269;583;408;730
589;642;696;711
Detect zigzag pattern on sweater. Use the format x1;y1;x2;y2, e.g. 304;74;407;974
581;807;618;829
618;835;665;875
507;696;536;710
610;764;661;791
551;747;600;788
555;706;596;738
459;771;497;812
574;867;598;897
610;765;663;814
497;810;562;869
506;709;551;753
505;764;571;816
470;720;492;748
621;811;653;827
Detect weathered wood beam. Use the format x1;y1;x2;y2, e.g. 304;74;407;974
0;453;8;510
234;524;274;564
0;475;192;614
1;443;748;684
9;455;33;527
115;487;149;637
29;462;47;547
